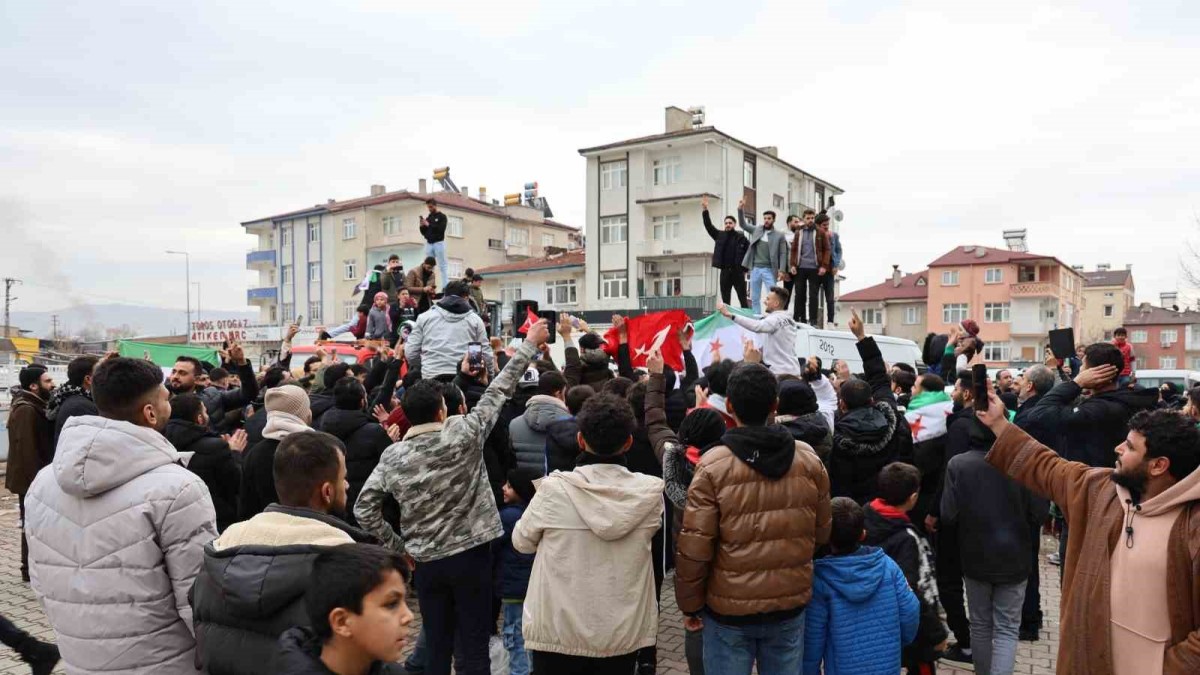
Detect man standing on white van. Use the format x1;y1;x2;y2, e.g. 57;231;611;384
717;287;801;376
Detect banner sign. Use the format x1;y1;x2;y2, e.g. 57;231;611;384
190;319;281;344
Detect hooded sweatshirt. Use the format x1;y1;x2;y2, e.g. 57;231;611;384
513;462;665;658
1110;468;1200;674
24;416;218;675
803;546;920;675
404;295;493;379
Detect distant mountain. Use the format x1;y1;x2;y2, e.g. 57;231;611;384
9;304;258;339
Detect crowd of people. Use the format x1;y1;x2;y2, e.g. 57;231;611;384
5;243;1200;675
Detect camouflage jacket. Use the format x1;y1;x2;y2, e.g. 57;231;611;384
354;341;538;562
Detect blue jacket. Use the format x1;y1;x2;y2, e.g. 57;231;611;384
803;546;920;675
495;504;534;600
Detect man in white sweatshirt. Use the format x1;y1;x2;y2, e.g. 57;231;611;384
717;287;801;376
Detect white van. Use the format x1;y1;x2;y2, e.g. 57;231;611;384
1133;369;1200;391
792;324;922;374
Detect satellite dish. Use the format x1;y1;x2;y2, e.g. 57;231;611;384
832;209;844;222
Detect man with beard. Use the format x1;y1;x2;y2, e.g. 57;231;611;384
168;341;259;430
47;354;99;447
24;357;217;674
979;396;1200;674
6;365;54;583
191;431;378;675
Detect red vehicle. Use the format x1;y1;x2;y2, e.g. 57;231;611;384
289;342;383;366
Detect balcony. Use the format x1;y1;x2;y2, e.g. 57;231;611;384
1010;282;1057;298
639;295;715;312
246;249;277;268
247;287;278;305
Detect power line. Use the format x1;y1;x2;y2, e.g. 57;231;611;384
3;277;21;336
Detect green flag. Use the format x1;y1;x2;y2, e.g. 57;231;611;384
118;340;220;368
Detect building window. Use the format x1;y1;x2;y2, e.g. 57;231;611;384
1105;291;1114;298
651;214;681;241
653;277;682;297
814;185;826;210
985;267;1003;284
941;270;960;286
862;308;883;325
1130;329;1148;343
773;194;785;210
488;238;504;250
342;218;357;240
1161;329;1178;346
653;156;682;186
267;232;275;249
500;282;522;311
309;301;321;323
281;265;292;284
1104;304;1114;317
343;259;357;280
282;303;294;321
601;161;627;190
281;227;291;246
1161;356;1177;369
507;227;529;247
382;216;401;236
446;216;464;238
600;216;627;244
269;305;277;323
343;300;356;321
743;159;755;188
983;302;1011;323
545;279;578;305
601;271;628;299
308;223;320;243
943;303;969;324
308;262;321;282
903;306;921;325
542;233;554;248
983;342;1012;362
1192;357;1200;370
446;258;464;280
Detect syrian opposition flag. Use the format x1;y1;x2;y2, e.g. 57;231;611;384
904;390;955;443
603;310;691;371
352;269;379;296
690;306;763;371
517;307;539;337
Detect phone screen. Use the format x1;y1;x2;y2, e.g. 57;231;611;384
537;310;558;344
972;364;989;412
467;342;483;369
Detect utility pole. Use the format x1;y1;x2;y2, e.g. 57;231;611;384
165;250;191;343
50;314;60;340
3;277;21;338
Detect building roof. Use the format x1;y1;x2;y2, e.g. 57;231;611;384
1122;305;1200;326
1082;269;1133;288
926;245;1079;276
840;271;930;303
475;250;585;276
578;126;844;194
243;189;579;232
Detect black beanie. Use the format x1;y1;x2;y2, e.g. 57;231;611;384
778;379;818;416
507;468;537;505
678;408;726;451
19;365;46;390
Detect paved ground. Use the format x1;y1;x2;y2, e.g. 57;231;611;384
0;476;1060;674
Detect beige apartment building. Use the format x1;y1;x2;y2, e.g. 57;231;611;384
1079;265;1135;342
242;181;580;327
837;266;930;345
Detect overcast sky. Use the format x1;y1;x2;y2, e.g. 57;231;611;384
2;0;1198;318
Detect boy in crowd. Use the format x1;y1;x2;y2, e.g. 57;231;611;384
276;544;414;674
365;292;391;341
495;472;536;675
1113;327;1135;387
864;463;949;675
804;497;920;675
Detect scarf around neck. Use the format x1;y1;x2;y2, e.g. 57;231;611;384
263;411;312;440
46;384;90;421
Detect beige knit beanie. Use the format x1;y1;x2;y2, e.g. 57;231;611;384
265;384;312;424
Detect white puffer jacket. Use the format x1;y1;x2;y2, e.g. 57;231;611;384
25;415;217;675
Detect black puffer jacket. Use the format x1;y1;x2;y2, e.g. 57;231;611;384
508;395;571;476
563;346;614;388
164;418;241;532
49;390;98;450
319;408;392;526
777;413;832;464
1031;380;1159;467
307;392;335;430
197;362;259;430
545;417;580;473
191;507;378;675
276;627;403;674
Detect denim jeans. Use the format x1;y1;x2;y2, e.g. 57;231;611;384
964;578;1026;675
749;266;775;315
502;603;529;675
702;610;804;675
426;241;449;282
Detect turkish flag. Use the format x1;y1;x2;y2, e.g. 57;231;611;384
517;307;539;336
604;310;690;371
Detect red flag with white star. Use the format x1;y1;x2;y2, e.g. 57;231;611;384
603;310;690;371
517;307;539;337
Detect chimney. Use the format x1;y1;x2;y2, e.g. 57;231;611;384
460;186;469;197
1097;263;1111;272
479;186;487;201
892;265;902;288
1162;291;1179;308
665;106;691;133
1126;264;1133;270
757;146;779;158
1002;229;1028;252
418;178;427;194
369;184;386;196
326;198;336;205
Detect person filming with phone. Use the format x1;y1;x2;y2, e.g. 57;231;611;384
420;198;450;276
405;280;493;380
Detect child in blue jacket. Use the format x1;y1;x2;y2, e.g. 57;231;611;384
494;470;536;675
804;497;920;675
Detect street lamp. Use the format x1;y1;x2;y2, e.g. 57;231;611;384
166;250;191;343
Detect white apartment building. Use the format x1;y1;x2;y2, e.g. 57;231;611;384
242;181;580;327
577;106;844;317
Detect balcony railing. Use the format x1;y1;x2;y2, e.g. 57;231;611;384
247;287;278;303
246;249;277;267
638;295;715;312
1010;282;1057;298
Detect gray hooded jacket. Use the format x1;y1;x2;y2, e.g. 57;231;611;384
405;295;494;379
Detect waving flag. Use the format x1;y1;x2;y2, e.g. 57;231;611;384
517;307;539;336
690;307;763;371
904;390;955;443
604;310;690;371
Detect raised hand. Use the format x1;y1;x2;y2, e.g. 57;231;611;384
524;319;550;347
742;337;762;364
701;195;709;210
848;309;865;341
1075;364;1119;390
223;429;248;453
373;404;390;424
678;324;693;350
386;424;402;442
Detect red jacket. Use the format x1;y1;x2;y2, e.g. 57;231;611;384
1114;339;1134;376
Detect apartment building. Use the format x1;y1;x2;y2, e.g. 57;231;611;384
926;232;1084;366
475;250;585;328
242;181;580;327
1079;264;1136;342
1121;292;1200;371
577;106;844;317
837;266;929;344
